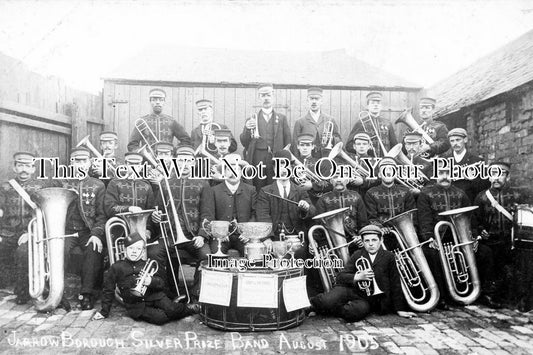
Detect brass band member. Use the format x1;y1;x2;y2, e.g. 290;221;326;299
417;167;500;309
442;128;490;202
191;99;237;153
213;129;234;160
90;131;120;186
402;131;433;182
346;132;380;197
256;150;315;257
201;154;257;256
151;145;211;300
415;97;450;157
127;88;191;152
473;161;522;309
292;87;341;157
311;225;414;322
62;147;107;310
0;152;58;304
94;232;200;324
346;92;398;157
240;84;291;192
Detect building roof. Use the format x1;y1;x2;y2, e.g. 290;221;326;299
104;46;419;90
429;29;533;117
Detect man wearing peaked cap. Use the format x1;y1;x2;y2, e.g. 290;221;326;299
89;131;120;186
346;91;398;158
153;141;174;156
241;83;291;192
212;129;233;159
190;99;237;154
127;88;191;153
292;86;341;158
402;131;432;182
124;152;144;165
292;132;326;204
0;151;60;304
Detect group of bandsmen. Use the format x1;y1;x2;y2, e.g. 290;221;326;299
0;83;530;326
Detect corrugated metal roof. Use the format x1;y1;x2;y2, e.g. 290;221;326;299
429;29;533;117
104;46;419;89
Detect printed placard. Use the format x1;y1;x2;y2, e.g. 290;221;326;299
199;270;233;306
282;276;311;312
237;273;278;308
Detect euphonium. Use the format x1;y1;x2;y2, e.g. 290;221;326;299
383;209;440;312
327;142;371;178
131;259;159;297
385;144;427;190
358;110;388;156
283;144;323;183
434;206;481;305
395;108;435;145
28;188;78;312
355;256;384;296
321;120;334;150
308;207;355;292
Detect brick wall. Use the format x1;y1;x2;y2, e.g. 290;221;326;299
468;85;533;194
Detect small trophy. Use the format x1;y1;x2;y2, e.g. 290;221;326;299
271;240;290;269
202;220;237;257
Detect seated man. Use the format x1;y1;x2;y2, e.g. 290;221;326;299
94;232;199;324
311;225;414;322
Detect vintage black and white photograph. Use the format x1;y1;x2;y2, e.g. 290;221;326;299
0;0;532;354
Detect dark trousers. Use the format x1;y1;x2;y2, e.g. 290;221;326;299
312;286;371;322
0;236;19;288
64;229;104;296
132;295;189;325
15;242;30;300
209;234;245;256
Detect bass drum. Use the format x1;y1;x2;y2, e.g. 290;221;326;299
515;204;533;249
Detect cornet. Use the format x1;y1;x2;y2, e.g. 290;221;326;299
131;259;159;297
355;256;384;297
321;120;334;149
250;113;260;139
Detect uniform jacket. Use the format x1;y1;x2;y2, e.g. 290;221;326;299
292;112;341;156
100;259;166;318
365;184;416;228
256;182;316;238
337;248;407;313
316;189;369;233
201;182;257;223
127;113;191;152
346;115;398;157
0;177;59;237
191;123;237;153
440;150;490;202
62;177;106;240
417;184;470;241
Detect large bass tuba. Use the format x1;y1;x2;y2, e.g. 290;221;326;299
434;206;481;305
28;187;78;312
308;207;358;292
383;209;440;312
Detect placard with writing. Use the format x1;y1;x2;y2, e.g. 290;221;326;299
199;270;233;306
237;273;278;308
283;276;311;312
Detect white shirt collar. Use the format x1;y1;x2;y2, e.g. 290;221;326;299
454;149;467;163
369;253;377;263
276;179;291;196
310;110;321;122
261;107;273;118
225;180;240;194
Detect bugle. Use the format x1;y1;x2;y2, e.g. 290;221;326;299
434;206;481;305
383;209;440;312
28;188;78;312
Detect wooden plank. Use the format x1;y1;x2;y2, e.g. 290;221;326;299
339;89;352;137
0;112;71;135
114;84;130;157
213;87;226;125
330;89;341;125
234;88;246;137
0;99;71;125
225;88;237;142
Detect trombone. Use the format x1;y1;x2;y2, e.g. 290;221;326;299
359;110;388;157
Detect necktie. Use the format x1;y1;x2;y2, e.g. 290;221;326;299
283;186;288;199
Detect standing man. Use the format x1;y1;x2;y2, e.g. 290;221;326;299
346;92;397;157
240;84;291;192
191;99;236;154
292;87;341;157
441;128;490;202
410;97;450;158
0;152;58;304
62;147;107;311
128;88;191;152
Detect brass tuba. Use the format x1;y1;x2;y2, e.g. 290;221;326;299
396;108;435;145
383;209;440;312
434;206;481;305
28;188;78;312
308;207;357;292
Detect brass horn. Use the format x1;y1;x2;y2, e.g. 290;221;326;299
283;144;323;182
76;135;117;170
28;188;78;312
396;108;435;145
131;259;159;297
385;144;428;190
200;122;221;154
383;209;440;312
358;111;388;156
250;112;260;139
434;206;481;305
355;256;384;296
321;120;334;150
327;142;371;178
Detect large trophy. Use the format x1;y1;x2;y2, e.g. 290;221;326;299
238;222;273;261
203;220;238;257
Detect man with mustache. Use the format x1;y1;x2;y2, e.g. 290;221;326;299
441;128;490;202
0;152;59;304
292;87;341;157
127;88;191;152
240;84;291;192
417;168;499;309
190;99;236;154
90;131;120;187
346;92;398;157
473;162;524;309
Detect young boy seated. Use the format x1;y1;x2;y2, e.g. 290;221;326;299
311;225;415;322
93;232;200;325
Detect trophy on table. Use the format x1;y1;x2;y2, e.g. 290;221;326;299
270;240;290;269
202;220;237;257
238;222;273;261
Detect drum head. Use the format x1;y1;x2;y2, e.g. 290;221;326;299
313;207;350;220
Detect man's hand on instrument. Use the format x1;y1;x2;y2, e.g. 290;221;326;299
473;238;479;253
349;176;364;186
86;236;103;253
152;210;162;224
298;200;310;212
397;311;417;318
129;206;142;213
354;269;374;282
192;236;205;248
429;239;439;250
380;226;392;235
480;229;490;240
245;118;256;130
353;236;364;248
92;311;106;320
91;160;103;177
409;187;421;195
18;233;29;246
299;180;313;190
145;230;152;241
143;275;152;286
